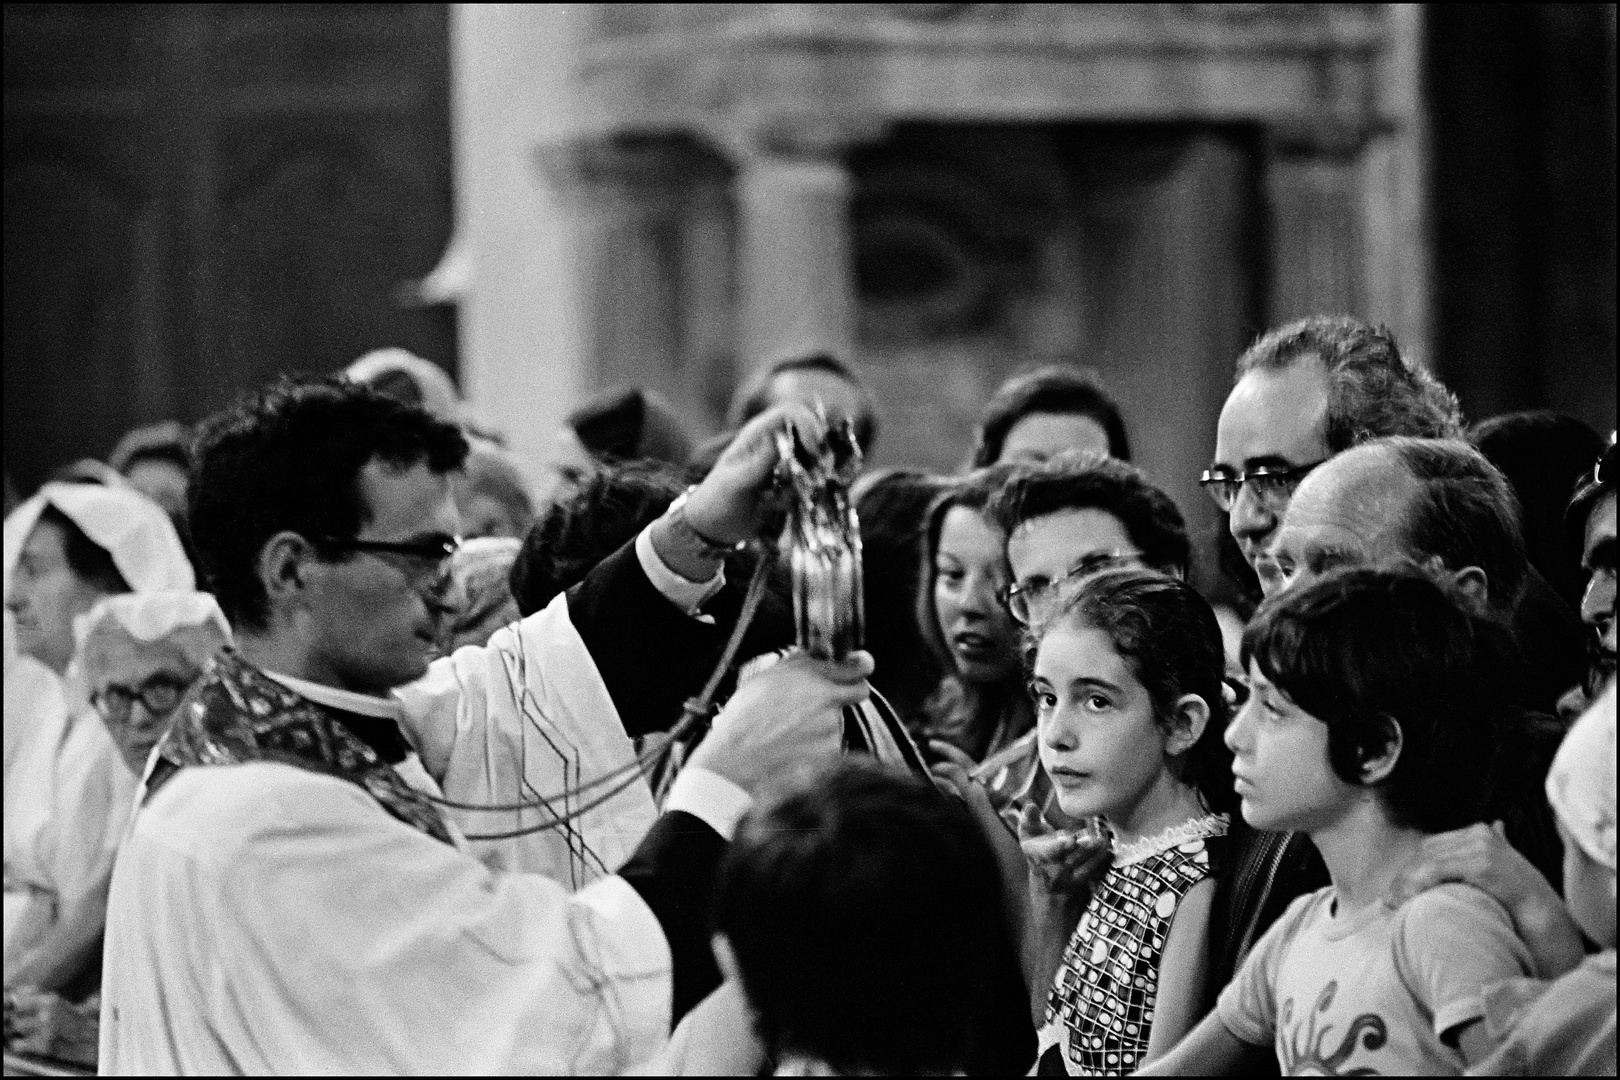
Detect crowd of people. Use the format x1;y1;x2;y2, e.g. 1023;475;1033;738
1;317;1615;1076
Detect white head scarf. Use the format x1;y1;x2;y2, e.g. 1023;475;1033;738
1546;680;1617;872
3;481;194;605
73;591;231;653
69;592;232;711
344;348;463;426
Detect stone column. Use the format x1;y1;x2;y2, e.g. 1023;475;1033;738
731;126;859;367
1262;120;1372;326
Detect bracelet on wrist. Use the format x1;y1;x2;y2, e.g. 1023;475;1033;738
667;488;744;560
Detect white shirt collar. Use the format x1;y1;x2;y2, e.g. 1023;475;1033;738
260;668;407;723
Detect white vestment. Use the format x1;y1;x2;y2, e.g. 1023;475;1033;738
100;536;732;1075
3;699;135;983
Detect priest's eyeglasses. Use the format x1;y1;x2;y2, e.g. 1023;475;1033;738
311;535;460;589
1000;549;1143;626
1199;460;1326;513
91;673;192;723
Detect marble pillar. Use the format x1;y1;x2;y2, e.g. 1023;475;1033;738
733;142;857;367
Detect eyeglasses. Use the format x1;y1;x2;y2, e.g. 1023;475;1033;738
1199;460;1327;513
91;672;193;724
310;535;460;589
1000;549;1143;626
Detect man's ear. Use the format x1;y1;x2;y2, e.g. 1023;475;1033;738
1165;693;1210;757
711;933;741;984
1357;714;1404;785
258;531;314;613
1451;565;1490;609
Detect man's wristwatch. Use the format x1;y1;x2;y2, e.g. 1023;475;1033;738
665;487;744;561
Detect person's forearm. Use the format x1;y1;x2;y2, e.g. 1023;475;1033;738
5;888;107;992
1022;895;1083;1025
1512;893;1586;979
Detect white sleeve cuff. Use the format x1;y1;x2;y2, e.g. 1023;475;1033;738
635;525;726;617
664;766;753;842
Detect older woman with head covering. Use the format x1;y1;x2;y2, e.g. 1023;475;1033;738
3;486;194;999
4;483;194;778
3;592;228;1067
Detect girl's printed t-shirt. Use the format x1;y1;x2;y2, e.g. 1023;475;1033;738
1217;882;1534;1075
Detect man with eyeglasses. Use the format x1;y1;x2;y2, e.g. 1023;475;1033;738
99;378;872;1074
1561;436;1617;719
1203;315;1463;597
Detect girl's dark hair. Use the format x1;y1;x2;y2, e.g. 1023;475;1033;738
1241;565;1508;833
37;504;130;595
1035;568;1237;814
713;759;1007;1074
970;365;1131;467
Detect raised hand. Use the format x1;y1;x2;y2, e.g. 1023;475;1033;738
1385;820;1583;979
684;403;827;546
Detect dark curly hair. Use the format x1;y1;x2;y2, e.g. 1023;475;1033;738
713;758;1008;1075
969;364;1131;467
1034;568;1238;816
985;451;1190;578
509;460;687;617
1241;564;1510;833
188;377;469;630
1234;315;1463;453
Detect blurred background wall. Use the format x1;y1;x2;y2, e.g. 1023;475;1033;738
6;4;1615;561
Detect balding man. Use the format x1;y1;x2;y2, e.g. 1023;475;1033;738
1269;436;1565;888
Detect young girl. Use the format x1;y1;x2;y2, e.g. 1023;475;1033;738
917;465;1033;764
1144;566;1539;1075
1025;568;1238;1075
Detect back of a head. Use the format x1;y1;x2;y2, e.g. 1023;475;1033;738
509;460;686;617
1374;436;1530;608
713;759;1004;1075
189;378;469;631
1470;411;1606;604
566;386;695;468
729;354;879;454
985;451;1190;577
1235;315;1463;453
344;348;463;426
971;364;1131;467
1242;564;1511;833
108;420;192;475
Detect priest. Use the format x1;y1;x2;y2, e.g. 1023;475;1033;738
99;378;868;1074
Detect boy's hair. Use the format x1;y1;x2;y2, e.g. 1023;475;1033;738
985;451;1191;578
188;377;468;630
1038;568;1238;815
712;759;1005;1075
508;460;685;616
1241;565;1510;832
970;364;1131;466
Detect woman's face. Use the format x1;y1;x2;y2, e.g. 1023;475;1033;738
932;506;1019;684
5;518;110;673
85;633;208;776
998;412;1111;465
1033;622;1173;823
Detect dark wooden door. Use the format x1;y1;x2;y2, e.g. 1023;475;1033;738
4;4;454;493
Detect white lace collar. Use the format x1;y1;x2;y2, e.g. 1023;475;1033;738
1111;812;1230;867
